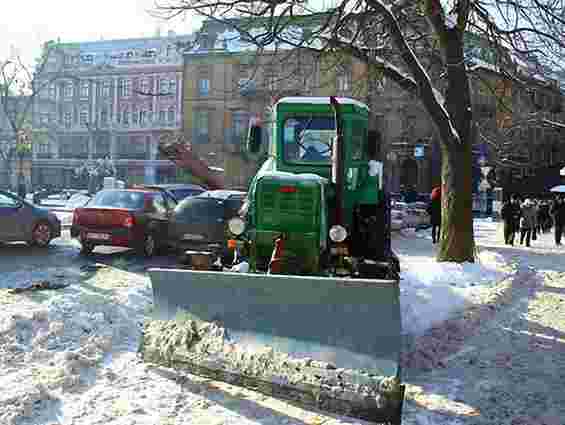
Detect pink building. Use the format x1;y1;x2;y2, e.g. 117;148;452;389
32;32;193;188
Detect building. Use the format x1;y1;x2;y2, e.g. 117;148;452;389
32;32;193;188
180;19;565;194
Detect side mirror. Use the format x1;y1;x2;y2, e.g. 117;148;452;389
247;125;262;154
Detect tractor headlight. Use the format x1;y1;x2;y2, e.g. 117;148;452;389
329;225;348;243
228;217;246;236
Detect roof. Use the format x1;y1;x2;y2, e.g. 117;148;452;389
195;190;247;200
276;97;369;110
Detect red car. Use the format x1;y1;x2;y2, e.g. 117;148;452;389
70;189;177;256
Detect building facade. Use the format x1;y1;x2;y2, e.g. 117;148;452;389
32;32;193;188
181;21;565;193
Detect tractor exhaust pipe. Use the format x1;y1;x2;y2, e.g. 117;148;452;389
330;96;345;226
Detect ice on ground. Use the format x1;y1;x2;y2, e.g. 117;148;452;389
3;218;565;424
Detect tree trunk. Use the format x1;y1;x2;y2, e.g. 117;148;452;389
437;29;475;262
438;142;475;262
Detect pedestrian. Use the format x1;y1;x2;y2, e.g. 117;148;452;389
501;197;516;245
550;196;565;246
539;200;551;233
427;187;441;244
520;199;537;247
531;200;539;241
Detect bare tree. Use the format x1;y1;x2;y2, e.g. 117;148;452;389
0;41;62;190
153;0;565;262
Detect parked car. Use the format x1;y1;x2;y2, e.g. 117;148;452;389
70;188;178;256
391;201;430;229
0;190;61;247
168;190;246;264
137;183;206;203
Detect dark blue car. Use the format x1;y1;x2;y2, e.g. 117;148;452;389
0;190;61;247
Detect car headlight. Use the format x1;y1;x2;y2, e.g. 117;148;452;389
329;225;348;243
228;217;246;236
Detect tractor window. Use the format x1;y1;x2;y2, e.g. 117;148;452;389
351;123;368;161
283;116;335;164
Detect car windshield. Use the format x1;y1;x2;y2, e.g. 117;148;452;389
283;116;335;164
170;188;204;200
90;191;145;209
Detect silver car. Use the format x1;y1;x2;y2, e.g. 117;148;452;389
0;190;61;247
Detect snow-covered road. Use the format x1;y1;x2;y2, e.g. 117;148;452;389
0;219;564;424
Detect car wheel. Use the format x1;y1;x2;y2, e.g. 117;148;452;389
31;221;52;248
138;233;156;258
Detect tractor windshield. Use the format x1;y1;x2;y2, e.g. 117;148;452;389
283;116;335;164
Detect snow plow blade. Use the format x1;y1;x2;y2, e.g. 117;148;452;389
143;269;404;424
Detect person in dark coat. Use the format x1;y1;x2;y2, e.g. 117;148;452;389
520;198;537;247
427;189;441;244
550;196;565;246
500;197;516;245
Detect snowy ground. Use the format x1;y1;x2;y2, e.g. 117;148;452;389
1;219;563;424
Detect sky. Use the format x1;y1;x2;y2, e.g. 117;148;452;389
0;0;201;66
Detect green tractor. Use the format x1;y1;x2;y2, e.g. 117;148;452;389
145;97;404;424
228;96;399;278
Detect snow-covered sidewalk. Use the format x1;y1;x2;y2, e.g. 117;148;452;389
2;219;562;424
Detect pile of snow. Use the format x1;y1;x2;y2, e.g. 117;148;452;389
0;270;152;425
395;219;515;336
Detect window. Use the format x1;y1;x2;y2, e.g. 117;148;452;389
140;78;150;94
91;190;145;209
80;81;89;98
168;107;175;122
283;116;335;163
198;79;210;96
337;74;350;91
193;111;209;143
102;80;111;97
139;110;146;125
100;108;108;125
266;75;277;92
63;83;74;98
232;111;249;144
159;110;166;122
160;78;169;94
64;111;73;128
48;83;56;99
79;109;89;126
169;78;177;95
39;113;49;127
119;78;131;97
122;108;130;125
37;141;49;155
64;55;74;66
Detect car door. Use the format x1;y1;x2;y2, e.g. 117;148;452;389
0;193;23;241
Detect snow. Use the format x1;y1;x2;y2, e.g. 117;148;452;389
396;217;565;336
3;218;565;424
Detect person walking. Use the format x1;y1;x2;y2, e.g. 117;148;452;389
550;196;565;246
520;199;537;247
531;200;539;241
427;187;441;244
501;197;516;245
